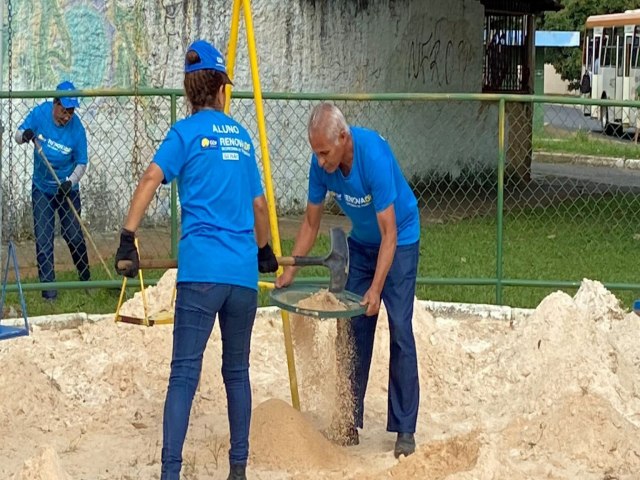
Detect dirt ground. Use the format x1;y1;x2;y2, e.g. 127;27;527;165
1;278;639;479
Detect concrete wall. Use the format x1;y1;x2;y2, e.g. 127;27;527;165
544;64;576;96
2;0;497;234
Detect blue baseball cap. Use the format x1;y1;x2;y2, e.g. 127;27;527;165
56;81;80;109
184;40;227;75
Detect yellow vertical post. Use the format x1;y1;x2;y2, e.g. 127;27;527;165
224;0;242;113
240;0;300;410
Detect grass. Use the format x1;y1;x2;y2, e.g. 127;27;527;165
533;127;640;159
4;197;640;318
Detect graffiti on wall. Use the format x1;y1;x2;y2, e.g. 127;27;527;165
406;17;475;88
3;0;188;89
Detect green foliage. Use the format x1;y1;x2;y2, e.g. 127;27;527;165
7;203;640;316
540;0;640;89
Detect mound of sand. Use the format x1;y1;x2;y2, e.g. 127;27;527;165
118;268;177;319
12;446;71;480
1;277;639;479
250;398;348;471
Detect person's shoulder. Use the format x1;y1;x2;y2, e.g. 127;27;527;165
32;101;53;115
353;127;388;152
352;126;385;143
174;113;211;135
220;112;251;137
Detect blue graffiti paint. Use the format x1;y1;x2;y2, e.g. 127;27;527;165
64;6;108;87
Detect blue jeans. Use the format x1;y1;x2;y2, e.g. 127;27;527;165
161;282;257;480
342;237;420;433
32;185;90;299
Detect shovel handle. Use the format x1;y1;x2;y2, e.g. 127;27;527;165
277;256;325;267
117;259;178;270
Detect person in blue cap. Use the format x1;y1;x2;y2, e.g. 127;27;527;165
275;102;420;458
15;80;90;302
114;39;278;480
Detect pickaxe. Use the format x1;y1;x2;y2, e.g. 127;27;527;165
121;227;349;293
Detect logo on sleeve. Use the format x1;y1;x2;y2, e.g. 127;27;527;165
200;137;219;149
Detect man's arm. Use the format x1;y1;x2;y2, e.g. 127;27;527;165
15;129;36;144
362;204;397;315
67;164;87;186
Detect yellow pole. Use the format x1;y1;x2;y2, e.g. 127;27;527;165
224;0;242;114
241;0;300;411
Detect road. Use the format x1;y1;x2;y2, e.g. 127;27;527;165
532;161;640;190
543;104;601;132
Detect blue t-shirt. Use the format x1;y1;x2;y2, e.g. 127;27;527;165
308;127;419;246
19;101;88;195
153;109;264;289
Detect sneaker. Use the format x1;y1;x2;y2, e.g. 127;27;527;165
42;295;57;304
394;432;416;458
227;464;246;480
42;290;57;302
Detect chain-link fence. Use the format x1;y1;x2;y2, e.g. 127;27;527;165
1;90;639;306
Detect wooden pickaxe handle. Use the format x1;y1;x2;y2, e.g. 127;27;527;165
119;256;324;271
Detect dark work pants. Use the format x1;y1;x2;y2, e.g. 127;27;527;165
342;237;420;433
32;185;90;299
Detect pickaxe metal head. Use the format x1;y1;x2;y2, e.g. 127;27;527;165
276;227;349;293
325;227;348;293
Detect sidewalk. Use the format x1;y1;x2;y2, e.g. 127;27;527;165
534;151;640;170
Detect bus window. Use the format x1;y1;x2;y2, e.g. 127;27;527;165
594;36;601;73
587;29;594;71
616;27;624;76
583;29;591;66
625;34;632;76
602;29;613;67
635;27;640;68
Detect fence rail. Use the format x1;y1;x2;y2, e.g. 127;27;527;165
1;89;639;307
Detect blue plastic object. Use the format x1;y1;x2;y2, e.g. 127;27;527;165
0;242;29;340
633;300;640;317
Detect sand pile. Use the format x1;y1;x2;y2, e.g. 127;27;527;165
249;398;348;471
1;279;639;479
297;289;349;311
12;446;71;480
118;268;177;319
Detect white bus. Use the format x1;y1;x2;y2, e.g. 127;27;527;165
583;10;640;134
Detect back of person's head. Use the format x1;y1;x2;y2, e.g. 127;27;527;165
184;40;232;113
308;102;349;144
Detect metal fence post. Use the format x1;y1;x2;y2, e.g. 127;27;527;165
496;98;506;305
170;93;178;259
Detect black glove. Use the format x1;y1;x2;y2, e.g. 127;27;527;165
22;129;35;143
115;228;139;278
258;243;278;273
56;180;72;201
